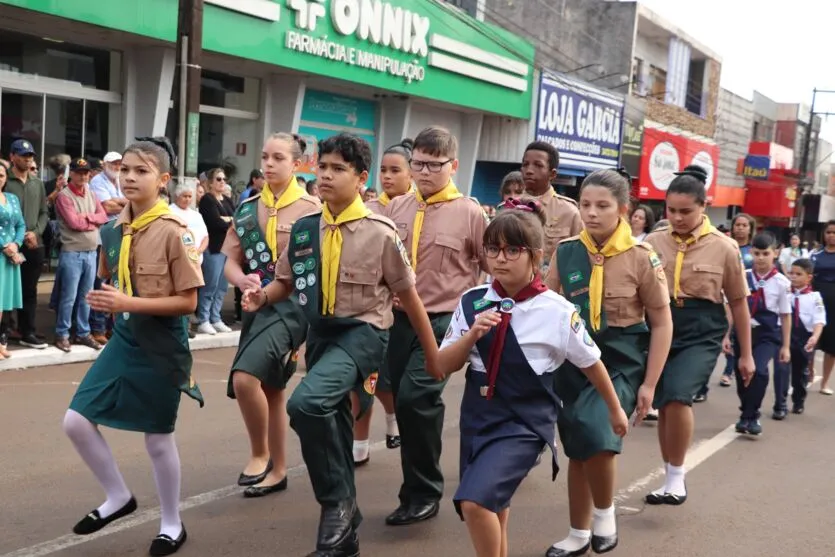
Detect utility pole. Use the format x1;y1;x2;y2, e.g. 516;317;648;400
175;0;204;185
795;88;835;233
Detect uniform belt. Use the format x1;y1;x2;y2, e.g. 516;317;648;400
671;298;721;309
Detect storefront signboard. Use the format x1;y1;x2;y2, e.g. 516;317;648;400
2;0;535;119
638;125;719;202
535;72;624;171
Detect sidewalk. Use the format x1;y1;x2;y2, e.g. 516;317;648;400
0;279;241;372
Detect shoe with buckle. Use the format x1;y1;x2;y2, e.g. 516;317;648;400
385;500;439;526
72;496;137;535
149;524;187;556
316;499;359;550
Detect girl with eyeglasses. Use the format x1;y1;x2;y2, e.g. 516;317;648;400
436;199;627;557
544;170;673;556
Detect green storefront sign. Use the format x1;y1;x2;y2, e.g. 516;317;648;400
1;0;534;119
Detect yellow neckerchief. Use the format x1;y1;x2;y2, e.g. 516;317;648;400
119;200;171;297
321;195;372;315
578;218;636;331
671;215;713;299
261;176;305;261
411;182;462;269
378;185;415;207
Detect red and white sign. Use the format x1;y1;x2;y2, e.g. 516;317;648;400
638;127;719;202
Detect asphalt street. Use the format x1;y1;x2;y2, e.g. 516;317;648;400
0;349;832;557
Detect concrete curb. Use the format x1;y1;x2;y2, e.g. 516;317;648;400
0;331;241;373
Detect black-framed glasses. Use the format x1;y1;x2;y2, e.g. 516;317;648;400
483;245;528;261
409;159;452;173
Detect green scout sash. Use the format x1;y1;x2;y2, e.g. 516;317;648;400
287;213;388;417
234;196;276;287
557;239;609;333
100;224;204;406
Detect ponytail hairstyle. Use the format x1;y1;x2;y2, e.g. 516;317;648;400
667;164;708;205
383;138;414;163
268;132;307;161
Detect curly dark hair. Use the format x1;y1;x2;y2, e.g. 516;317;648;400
318;133;372;175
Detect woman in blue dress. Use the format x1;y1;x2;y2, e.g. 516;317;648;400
811;220;835;394
436;200;628;557
0;163;24;359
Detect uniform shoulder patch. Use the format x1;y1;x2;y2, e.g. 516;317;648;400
181;230;195;246
570;311;583;333
556;194;579;207
367;213;397;231
647;249;663;268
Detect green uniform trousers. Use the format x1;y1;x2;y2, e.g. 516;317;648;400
388;311;452;505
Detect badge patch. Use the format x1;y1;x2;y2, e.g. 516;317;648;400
236;226;245;237
256;241;267;253
294;247;313;257
499;298;514;313
181;232;195;246
307;273;316;287
259;252;272;263
299;292;308;306
583;329;595;347
249;259;258;270
364;372;379;395
568;271;583;283
187;247;199;262
245;248;254;260
656;266;666;280
649;252;662;268
569;287;589;298
295;277;307;290
395;235;410;267
292;262;305;275
473;298;491;310
570;311;582;333
295;231;310;244
305;258;316;271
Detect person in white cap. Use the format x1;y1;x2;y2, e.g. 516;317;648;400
90;151;127;218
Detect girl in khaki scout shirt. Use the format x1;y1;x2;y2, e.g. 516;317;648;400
382;126;488;527
544;170;673;557
64;138;204;556
351;138;416;465
521;141;583;276
644;165;754;507
221;133;320;497
242;133;439;557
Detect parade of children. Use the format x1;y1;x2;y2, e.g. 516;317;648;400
17;126;828;557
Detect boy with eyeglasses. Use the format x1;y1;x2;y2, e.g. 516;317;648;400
382;126;488;527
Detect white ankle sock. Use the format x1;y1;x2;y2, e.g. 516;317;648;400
353;440;370;462
62;410;132;518
650;462;669;497
592;505;617;537
552;527;591;551
665;464;686;496
385;413;399;437
145;433;183;539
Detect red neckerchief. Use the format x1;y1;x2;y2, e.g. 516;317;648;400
793;286;813;327
751;267;779;314
67;183;87;197
484;275;548;400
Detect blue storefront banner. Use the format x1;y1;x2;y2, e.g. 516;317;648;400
536;71;625;172
742;155;770;181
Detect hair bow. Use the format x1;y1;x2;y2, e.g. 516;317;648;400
499;198;539;212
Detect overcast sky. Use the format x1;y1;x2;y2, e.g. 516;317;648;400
634;0;835;146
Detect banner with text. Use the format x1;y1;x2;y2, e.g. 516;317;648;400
535;71;625;171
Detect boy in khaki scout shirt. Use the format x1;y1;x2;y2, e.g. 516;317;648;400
242;133;439;557
522;141;582;277
382;126;488;527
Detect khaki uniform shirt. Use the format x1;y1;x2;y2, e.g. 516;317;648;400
384;194;487;313
276;213;415;329
221;194;321;264
546;241;670;327
646;225;749;304
365;198;387;215
102;209;204;297
538;191;583;271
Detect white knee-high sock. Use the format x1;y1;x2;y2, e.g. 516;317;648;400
145;433;183;539
385;413;399;437
63;409;131;518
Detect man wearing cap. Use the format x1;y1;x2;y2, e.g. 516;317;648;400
89;151;126;217
53;158;109;352
5;139;49;349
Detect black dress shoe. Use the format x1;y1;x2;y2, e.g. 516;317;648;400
149;524;187;556
591;517;618;553
354;455;370;467
385;500;439;526
384;503;410;525
662;481;687;506
386;434;401;449
243;477;287;498
237;460;273;486
545;541;590;557
644;491;665;505
306;530;360;557
316;499;359;550
73;497;138;535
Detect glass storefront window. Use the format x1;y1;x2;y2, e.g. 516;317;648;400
200;71;260;112
0;92;43;162
44;97;83;168
0;30;113;91
84;101;111;159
